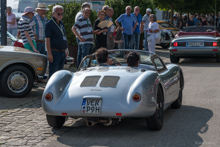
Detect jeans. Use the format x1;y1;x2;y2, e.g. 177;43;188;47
123;33;133;49
36;41;45;54
144;31;149;51
49;50;65;78
132;32;140;50
77;43;93;68
7;28;17;37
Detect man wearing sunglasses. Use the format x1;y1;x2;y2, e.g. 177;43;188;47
45;5;68;78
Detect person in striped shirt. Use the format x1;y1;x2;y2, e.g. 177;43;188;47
72;8;97;68
18;7;39;53
30;3;48;54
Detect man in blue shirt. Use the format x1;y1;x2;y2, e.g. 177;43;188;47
131;6;142;50
115;6;137;49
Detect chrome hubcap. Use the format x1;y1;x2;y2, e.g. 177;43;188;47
7;71;28;93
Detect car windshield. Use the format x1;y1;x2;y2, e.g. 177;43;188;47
158;22;176;28
182;26;217;32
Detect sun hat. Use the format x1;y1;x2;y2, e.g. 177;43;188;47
36;3;49;11
23;7;35;15
146;8;152;12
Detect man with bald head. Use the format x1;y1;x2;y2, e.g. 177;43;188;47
115;6;137;49
131;6;142;49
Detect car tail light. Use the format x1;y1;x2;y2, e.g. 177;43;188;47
45;93;53;101
132;93;141;102
172;49;177;51
173;42;178;47
213;42;217;46
213;49;218;51
62;113;67;116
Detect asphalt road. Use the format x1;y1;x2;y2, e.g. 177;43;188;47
1;47;220;147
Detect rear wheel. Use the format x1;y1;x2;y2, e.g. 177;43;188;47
161;43;170;49
146;86;164;131
46;114;66;128
170;54;179;63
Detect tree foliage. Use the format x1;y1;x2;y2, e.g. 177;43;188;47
46;1;97;45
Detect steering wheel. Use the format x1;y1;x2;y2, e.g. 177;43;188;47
110;57;122;66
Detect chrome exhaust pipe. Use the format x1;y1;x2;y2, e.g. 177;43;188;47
86;120;97;127
103;118;112;126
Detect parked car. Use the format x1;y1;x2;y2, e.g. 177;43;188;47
143;21;177;49
0;46;47;97
42;49;184;131
0;28;22;46
169;26;220;63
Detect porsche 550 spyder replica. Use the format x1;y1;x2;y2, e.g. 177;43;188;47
42;49;184;130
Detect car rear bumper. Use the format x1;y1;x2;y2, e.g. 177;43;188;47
169;47;220;57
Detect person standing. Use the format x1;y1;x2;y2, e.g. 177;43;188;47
107;8;115;50
147;14;159;53
141;8;152;51
7;6;18;37
115;6;137;49
45;5;68;78
102;5;110;20
173;15;182;29
94;10;108;50
18;7;39;53
186;15;195;26
131;6;142;50
30;3;48;54
72;8;95;68
75;2;91;45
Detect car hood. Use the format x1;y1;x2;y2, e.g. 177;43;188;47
0;45;33;53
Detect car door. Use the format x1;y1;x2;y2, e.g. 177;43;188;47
151;55;178;104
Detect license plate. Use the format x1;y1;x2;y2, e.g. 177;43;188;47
187;42;204;46
81;99;102;114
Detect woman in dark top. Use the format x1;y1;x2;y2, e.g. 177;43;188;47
94;10;108;50
200;15;209;26
186;15;194;26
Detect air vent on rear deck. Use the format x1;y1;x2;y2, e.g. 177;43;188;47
81;76;101;87
100;76;120;88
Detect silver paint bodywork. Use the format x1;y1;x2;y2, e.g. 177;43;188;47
0;46;47;78
42;50;184;118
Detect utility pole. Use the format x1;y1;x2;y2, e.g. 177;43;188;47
1;0;7;45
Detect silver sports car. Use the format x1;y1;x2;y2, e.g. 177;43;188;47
42;49;184;131
169;26;220;63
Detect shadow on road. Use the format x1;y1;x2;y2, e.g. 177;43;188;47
179;58;220;67
0;83;45;110
51;105;213;147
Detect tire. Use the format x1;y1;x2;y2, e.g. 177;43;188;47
0;65;33;98
170;54;179;63
161;43;170;49
46;114;66;128
146;86;164;131
171;75;183;109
